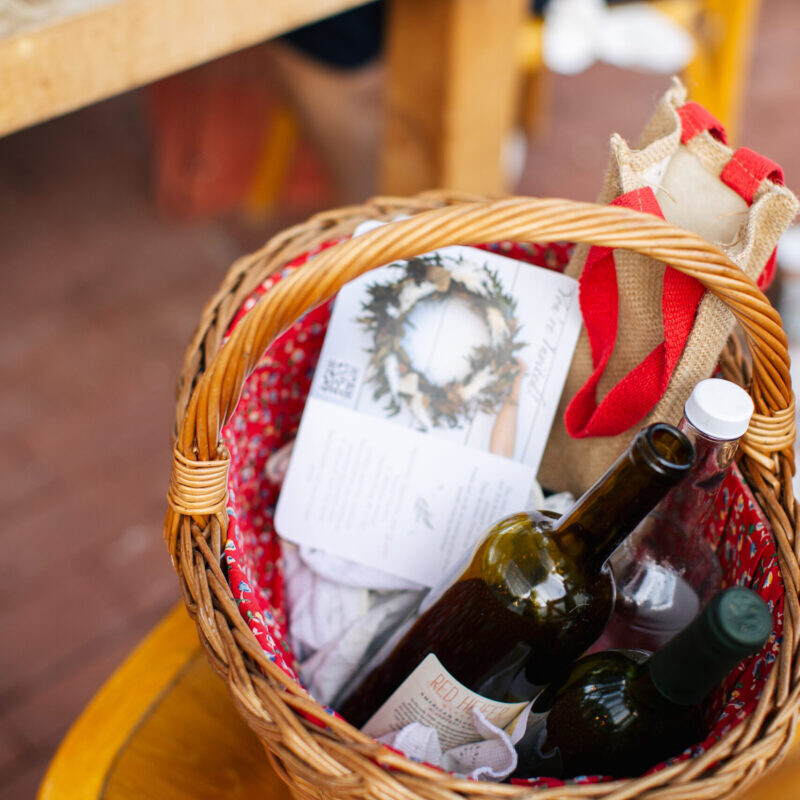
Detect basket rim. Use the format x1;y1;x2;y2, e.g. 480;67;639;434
165;192;800;800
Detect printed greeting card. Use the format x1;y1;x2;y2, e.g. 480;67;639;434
276;231;582;586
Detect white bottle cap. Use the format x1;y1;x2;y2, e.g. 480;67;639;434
684;378;754;441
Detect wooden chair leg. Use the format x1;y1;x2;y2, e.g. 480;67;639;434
684;0;764;143
381;0;528;195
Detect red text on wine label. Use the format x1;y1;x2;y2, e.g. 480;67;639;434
362;654;527;751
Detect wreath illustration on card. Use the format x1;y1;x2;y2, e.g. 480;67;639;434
358;252;526;430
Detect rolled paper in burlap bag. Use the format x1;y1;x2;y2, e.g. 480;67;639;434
540;79;799;496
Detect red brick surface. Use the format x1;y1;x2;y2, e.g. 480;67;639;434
1;1;799;794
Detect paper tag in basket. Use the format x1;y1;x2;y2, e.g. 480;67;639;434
275;232;581;586
363;653;528;751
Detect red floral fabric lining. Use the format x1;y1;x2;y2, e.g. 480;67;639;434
219;238;783;784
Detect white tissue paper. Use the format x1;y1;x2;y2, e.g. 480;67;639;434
301;589;424;704
378;705;534;781
283;543;425;702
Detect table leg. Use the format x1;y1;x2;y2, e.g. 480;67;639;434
381;0;528;195
684;0;763;144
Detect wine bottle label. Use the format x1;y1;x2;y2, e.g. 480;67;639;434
361;653;528;751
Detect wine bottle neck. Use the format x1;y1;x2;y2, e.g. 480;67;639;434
553;425;694;568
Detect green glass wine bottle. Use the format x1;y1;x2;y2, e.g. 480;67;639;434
336;423;695;749
512;587;773;779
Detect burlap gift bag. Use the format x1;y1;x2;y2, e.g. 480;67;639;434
540;80;798;496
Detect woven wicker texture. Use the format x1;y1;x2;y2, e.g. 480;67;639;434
165;193;800;800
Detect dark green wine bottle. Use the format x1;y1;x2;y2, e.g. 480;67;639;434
513;587;772;779
337;424;694;745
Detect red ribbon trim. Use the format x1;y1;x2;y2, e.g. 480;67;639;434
677;102;727;145
720;146;784;205
564;187;705;439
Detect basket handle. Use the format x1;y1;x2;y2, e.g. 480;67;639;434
168;197;794;525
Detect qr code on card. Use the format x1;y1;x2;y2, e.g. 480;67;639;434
319;359;359;400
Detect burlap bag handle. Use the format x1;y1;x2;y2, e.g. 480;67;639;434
165;195;797;800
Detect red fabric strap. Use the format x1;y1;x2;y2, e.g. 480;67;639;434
676;108;782;285
719;146;784;289
758;249;778;290
564;187;705;439
720;147;784;204
677;102;727;145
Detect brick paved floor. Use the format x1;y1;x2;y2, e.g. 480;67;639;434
1;1;799;796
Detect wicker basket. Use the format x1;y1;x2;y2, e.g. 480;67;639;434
165;193;799;800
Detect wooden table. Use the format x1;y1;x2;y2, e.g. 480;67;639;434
0;0;368;138
0;0;527;195
38;604;800;799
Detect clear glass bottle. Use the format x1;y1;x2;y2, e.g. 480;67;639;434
599;379;754;653
336;424;694;745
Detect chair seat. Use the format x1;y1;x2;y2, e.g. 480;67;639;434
37;605;289;800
